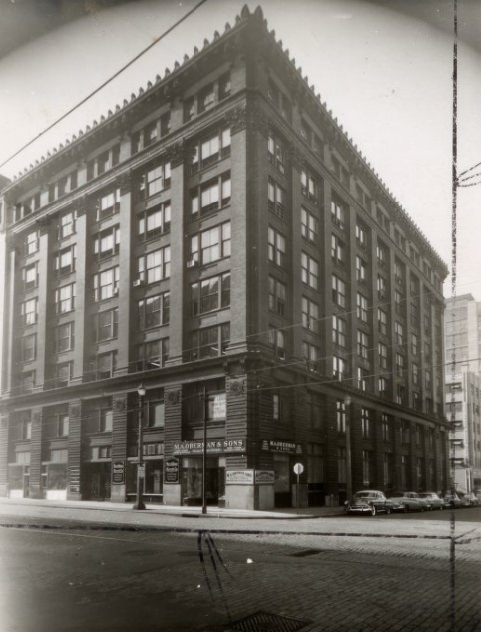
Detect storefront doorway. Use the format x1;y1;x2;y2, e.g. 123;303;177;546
181;457;225;506
82;462;111;500
273;454;291;507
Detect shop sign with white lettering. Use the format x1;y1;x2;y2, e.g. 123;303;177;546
173;439;245;455
260;439;302;454
255;470;275;484
164;457;179;484
112;461;125;484
226;470;254;484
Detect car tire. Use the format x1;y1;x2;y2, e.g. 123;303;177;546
440;504;444;510
385;506;391;515
403;504;408;513
370;505;376;516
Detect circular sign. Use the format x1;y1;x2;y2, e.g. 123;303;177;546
293;462;304;475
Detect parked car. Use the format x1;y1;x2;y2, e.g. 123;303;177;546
418;492;444;510
443;492;464;508
388;491;427;512
462;493;480;507
345;490;392;516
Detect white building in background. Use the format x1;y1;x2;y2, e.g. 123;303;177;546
445;295;481;493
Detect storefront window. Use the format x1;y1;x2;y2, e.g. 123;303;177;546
181;457;224;505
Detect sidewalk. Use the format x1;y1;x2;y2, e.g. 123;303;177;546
0;496;344;520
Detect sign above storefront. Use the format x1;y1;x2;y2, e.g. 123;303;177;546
261;440;302;455
255;470;275;484
173;439;245;455
226;470;254;484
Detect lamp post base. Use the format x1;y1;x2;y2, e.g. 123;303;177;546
132;500;147;511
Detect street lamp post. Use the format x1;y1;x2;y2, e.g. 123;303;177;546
345;396;352;502
201;384;207;515
133;384;147;510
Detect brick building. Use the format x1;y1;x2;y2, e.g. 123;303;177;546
0;6;449;509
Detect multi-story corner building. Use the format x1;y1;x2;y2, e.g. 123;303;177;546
0;6;449;510
444;295;481;493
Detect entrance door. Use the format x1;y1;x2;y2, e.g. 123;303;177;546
83;463;111;500
273;455;291;507
181;457;220;505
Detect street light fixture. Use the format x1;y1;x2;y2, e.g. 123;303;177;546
133;383;147;510
201;384;207;515
344;396;352;502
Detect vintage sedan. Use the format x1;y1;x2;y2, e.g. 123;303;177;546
443;492;464;508
345;490;392;516
388;491;428;512
418;492;444;510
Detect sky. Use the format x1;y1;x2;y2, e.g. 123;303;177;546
0;0;480;300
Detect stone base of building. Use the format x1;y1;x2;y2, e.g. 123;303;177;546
163;484;181;506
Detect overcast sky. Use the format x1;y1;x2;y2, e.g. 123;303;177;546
1;0;480;300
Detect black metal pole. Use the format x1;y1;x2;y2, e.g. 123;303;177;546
133;389;146;510
201;384;207;514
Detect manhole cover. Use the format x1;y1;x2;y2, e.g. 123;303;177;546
290;549;321;558
230;611;309;631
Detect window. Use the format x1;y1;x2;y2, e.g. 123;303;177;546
357;367;368;391
396;353;405;377
382;415;391;442
268;227;286;267
148;401;165;428
301;297;319;333
333;356;346;380
336;400;346;433
25;230;39;255
94;226;120;258
300;168;320;202
198;83;215;113
190;324;230;360
138;202;171;239
361;410;370;441
184;96;195;122
23;263;38;290
331;195;346;230
97;151;110;175
22;371;35;392
218;72;231;100
144;120;159;147
191;173;231;215
58;211;76;239
303;341;320;364
191;222;231;265
160;111;171;136
332;315;346;347
53;323;74;355
377;208;390;233
55;283;75;313
21;334;36;362
300;119;312;144
267;133;286;174
362;450;373;487
378;343;388;369
378;376;389;397
410;302;419;326
100;409;113;432
267;79;291;121
331;234;345;265
401;421;410;444
377;242;387;267
18;411;32;439
192;273;230;315
138;339;169;370
332;275;346;308
138;246;171;284
356;256;367;282
55;246;76;274
394;259;405;286
273;394;280;421
21;298;37;326
338;447;347;483
378;308;387;335
396;384;406;405
96;352;117;379
56;361;73;385
267;178;286;218
377;275;387;298
301;207;318;241
97;188;121;220
411;333;418;356
57;414;69;437
357;293;368;322
96;308;119;342
269;328;286;359
356;223;368;248
301;252;319;289
93;267;119;301
357;331;369;360
138;292;170;328
394;321;404;345
140;161;171;198
269;277;287;316
192;128;231;171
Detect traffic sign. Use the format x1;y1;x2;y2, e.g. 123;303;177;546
293;462;304;475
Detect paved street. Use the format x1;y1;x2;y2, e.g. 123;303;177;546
0;500;480;631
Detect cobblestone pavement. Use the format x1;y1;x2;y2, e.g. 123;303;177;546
1;499;480;631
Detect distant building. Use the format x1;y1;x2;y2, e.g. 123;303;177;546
0;6;449;510
444;295;481;493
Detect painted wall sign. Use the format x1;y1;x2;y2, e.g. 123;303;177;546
255;470;275;484
68;466;80;493
112;461;125;484
261;440;302;454
226;469;254;484
173;439;245;455
164;457;179;484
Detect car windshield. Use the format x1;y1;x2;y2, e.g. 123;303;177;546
354;492;374;499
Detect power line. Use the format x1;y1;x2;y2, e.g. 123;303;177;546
457;160;481;180
0;0;209;171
